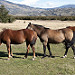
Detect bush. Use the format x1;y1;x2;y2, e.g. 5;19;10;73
0;5;9;23
0;5;15;23
7;15;15;23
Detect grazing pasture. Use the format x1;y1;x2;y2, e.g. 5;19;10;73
0;20;75;75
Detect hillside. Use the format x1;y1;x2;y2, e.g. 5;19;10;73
0;0;75;16
58;4;75;8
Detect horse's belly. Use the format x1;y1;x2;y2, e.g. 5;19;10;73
49;40;63;44
49;36;65;44
11;38;25;44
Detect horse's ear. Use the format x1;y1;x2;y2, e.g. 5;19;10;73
66;26;71;28
29;22;31;25
2;28;6;31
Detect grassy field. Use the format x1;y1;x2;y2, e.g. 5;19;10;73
0;39;75;75
0;20;75;75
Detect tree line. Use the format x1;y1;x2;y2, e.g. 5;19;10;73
14;16;75;21
0;5;75;23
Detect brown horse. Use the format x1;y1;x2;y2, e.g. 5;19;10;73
0;28;37;60
26;23;75;59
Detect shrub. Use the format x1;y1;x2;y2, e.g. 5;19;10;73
7;15;15;23
14;16;75;21
0;5;15;23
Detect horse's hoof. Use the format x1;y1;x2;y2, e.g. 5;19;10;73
9;55;13;58
10;56;13;58
63;56;65;58
73;57;75;59
23;56;27;59
7;58;10;60
11;54;13;57
32;56;36;60
63;55;67;58
32;58;35;60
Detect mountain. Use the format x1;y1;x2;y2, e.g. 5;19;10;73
58;4;75;8
0;0;75;16
0;0;46;16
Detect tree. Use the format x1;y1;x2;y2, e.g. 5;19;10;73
0;5;9;23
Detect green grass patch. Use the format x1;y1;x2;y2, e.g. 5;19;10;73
0;39;75;75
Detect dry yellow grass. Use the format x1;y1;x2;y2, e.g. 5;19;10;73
0;20;75;31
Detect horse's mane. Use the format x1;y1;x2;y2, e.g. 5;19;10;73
32;24;50;29
2;28;7;31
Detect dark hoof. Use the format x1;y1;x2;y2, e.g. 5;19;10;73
23;56;27;59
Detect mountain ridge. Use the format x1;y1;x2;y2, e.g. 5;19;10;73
0;0;75;16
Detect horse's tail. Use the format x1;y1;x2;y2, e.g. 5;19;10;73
0;28;7;45
34;31;37;39
0;31;2;45
67;31;75;48
72;31;75;44
30;31;37;45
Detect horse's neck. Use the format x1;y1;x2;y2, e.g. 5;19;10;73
33;27;42;36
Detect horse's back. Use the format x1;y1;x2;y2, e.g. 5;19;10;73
0;29;37;44
43;28;73;43
1;29;25;44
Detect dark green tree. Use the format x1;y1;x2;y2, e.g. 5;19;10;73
0;5;9;23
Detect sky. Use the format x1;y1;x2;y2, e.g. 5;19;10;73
6;0;75;8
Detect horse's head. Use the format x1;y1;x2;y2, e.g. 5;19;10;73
26;22;34;30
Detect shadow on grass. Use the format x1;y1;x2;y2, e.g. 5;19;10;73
14;52;60;58
0;51;8;60
14;52;44;57
0;51;60;60
0;51;22;60
0;51;8;57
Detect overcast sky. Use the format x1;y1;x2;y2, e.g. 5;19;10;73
6;0;75;8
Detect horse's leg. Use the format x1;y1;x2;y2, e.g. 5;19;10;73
47;43;52;57
63;37;75;58
10;45;13;57
43;41;47;58
63;43;69;58
6;42;11;60
31;45;36;60
24;43;30;58
71;45;75;59
43;44;46;57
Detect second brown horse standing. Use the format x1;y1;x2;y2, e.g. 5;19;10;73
27;23;75;59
